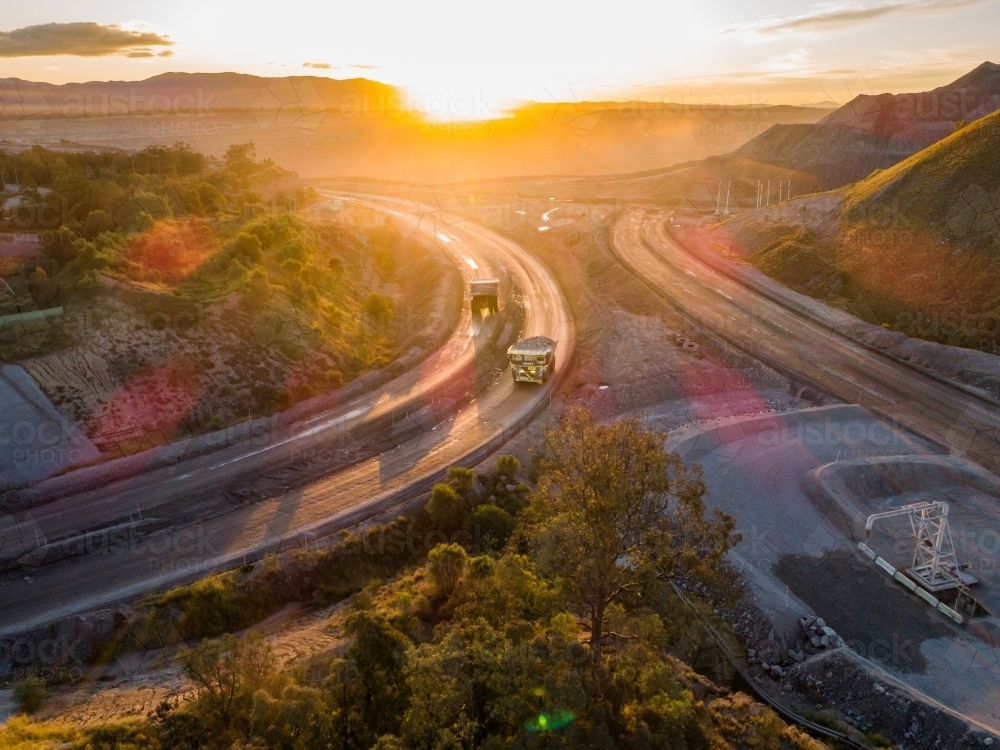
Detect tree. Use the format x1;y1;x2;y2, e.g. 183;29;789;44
228;232;263;265
427;543;468;598
323;611;410;749
179;632;274;730
466;504;516;552
425;482;466;532
343;611;410;738
251;678;333;750
225;142;257;177
522;408;738;665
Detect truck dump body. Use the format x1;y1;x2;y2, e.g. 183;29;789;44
470;278;499;314
507;335;557;384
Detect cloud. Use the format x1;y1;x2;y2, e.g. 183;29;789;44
303;60;335;69
726;0;998;36
349;63;380;70
0;22;173;57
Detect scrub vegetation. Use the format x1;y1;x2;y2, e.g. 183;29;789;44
1;410;825;750
0;144;455;453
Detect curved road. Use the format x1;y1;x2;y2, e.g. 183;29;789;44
0;199;574;637
612;206;1000;476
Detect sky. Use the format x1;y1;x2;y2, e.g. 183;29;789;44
2;0;999;118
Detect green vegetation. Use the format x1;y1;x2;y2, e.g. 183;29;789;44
12;678;47;715
734;109;1000;352
2;409;826;749
841;109;1000;244
0;144;453;452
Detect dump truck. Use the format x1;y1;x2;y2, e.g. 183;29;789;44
507;336;557;384
470;278;499;315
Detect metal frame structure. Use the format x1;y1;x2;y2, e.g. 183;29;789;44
865;501;977;592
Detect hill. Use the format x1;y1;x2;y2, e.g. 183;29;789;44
841;105;1000;246
724;62;1000;190
0;72;397;116
720;108;1000;353
0;144;455;456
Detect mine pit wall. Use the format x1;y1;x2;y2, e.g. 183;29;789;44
0;364;100;490
808;454;1000;544
810;453;1000;629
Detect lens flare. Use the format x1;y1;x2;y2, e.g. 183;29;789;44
524;709;574;732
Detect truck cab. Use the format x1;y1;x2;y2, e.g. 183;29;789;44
507;336;557;384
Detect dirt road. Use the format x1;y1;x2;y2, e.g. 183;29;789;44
611;207;1000;476
0;200;574;637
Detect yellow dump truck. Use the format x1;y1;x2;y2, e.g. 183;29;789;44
470;278;499;315
507;336;557;384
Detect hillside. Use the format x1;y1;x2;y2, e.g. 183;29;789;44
0;144;456;456
841;106;1000;246
723;62;1000;190
0;420;833;750
720;108;1000;353
821;61;1000;139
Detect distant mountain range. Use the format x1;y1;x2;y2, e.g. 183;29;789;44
0;72;832;182
731;62;1000;189
0;72;399;116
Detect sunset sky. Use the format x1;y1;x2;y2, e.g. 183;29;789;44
3;0;999;117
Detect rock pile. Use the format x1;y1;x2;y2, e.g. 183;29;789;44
800;615;846;652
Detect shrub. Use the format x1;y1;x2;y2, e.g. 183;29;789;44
326;369;344;388
13;676;46;714
495;454;519;478
366;292;394;326
425;483;466;532
426;543;468;597
445;466;475;497
228;232;263;265
82;209;117;240
466;504;516;551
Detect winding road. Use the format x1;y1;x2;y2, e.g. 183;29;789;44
0;198;574;637
611;206;1000;475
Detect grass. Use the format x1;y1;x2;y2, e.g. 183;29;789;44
0;718;78;750
734;108;1000;352
842;108;1000;238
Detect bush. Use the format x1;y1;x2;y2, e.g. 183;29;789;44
326;369;344;388
228;232;263;265
426;543;468;597
13;676;46;714
82;209;117;240
425;483;466;532
445;466;475;497
495;454;520;478
466;504;516;551
366;292;394;326
240;267;272;311
163;575;243;639
280;257;304;277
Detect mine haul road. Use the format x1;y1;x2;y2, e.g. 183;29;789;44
0;197;574;637
612;206;1000;477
